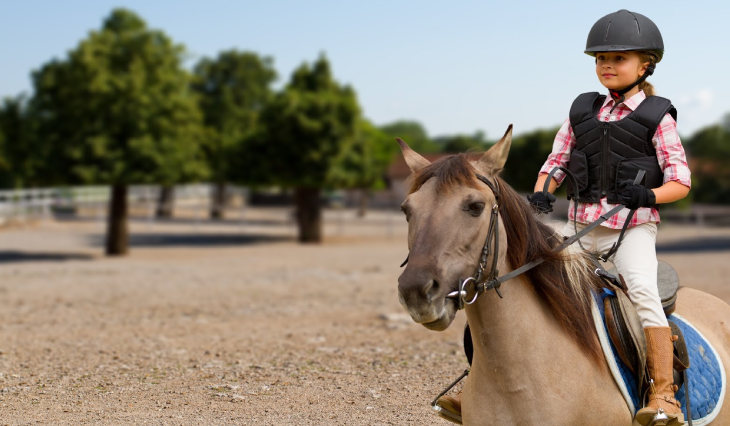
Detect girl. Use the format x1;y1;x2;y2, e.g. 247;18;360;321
530;9;691;426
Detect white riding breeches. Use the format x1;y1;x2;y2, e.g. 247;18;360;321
561;221;668;328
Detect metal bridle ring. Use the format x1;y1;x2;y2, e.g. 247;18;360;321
460;277;480;305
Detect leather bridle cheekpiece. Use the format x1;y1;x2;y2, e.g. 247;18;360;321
450;174;504;308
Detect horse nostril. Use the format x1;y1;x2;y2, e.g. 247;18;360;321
425;279;440;302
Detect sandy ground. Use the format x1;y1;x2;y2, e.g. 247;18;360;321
0;208;729;425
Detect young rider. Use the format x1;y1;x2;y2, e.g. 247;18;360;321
529;9;691;426
435;9;691;426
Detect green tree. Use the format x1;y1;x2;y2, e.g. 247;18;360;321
500;126;561;193
0;119;5;186
685;124;730;204
30;8;207;255
380;120;439;153
0;96;39;188
192;50;277;219
434;130;489;153
237;55;360;242
329;119;398;216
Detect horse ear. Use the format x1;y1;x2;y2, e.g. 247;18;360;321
396;137;430;173
476;124;513;176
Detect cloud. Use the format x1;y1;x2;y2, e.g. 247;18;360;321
676;89;714;110
672;88;722;135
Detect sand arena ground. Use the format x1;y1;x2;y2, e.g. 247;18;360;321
0;207;729;425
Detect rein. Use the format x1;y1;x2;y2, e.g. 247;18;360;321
423;168;646;310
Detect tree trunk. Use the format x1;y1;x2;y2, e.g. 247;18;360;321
210;182;226;220
294;187;322;243
156;185;175;218
357;188;369;218
106;185;129;256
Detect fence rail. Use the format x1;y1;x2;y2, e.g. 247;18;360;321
0;184;247;224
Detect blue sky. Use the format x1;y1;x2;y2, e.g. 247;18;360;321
0;1;727;139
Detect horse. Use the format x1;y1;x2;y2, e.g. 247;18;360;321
396;125;730;425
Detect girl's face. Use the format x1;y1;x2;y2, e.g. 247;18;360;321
595;51;649;91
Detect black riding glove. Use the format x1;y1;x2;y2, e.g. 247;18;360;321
618;180;656;210
527;191;556;214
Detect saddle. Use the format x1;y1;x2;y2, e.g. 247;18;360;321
601;261;691;395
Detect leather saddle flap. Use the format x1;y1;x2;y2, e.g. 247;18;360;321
603;282;646;388
669;320;690;371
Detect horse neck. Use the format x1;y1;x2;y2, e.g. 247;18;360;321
463;218;595;372
465;274;573;369
464;220;605;375
461;252;626;424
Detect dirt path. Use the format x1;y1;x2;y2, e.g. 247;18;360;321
0;211;728;425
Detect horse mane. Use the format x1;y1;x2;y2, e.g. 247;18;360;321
496;177;605;364
409;154;604;364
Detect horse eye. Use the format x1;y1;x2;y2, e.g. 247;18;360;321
400;206;411;221
466;202;485;216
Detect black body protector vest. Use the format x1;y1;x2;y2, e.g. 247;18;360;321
566;92;677;205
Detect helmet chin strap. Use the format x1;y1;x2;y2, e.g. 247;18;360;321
609;64;656;113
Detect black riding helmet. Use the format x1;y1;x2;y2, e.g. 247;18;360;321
585;10;664;103
585;9;664;62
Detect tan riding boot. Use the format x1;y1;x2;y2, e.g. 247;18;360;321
435;392;462;424
635;327;685;426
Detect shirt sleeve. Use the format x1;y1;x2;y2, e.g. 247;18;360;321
539;118;576;185
653;114;691;188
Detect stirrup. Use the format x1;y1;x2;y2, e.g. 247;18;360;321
433;401;462;425
431;369;468;425
652;408;670;425
636;407;685;426
649;411;685;426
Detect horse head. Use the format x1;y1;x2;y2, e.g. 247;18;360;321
396;125;513;331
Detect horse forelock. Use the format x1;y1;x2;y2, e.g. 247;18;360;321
408;154;483;195
496;177;605;364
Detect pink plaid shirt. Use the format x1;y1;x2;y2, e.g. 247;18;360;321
539;90;692;229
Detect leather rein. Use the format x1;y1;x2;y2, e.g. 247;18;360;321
401;168;645;311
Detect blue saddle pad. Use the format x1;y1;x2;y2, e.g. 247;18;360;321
595;289;725;422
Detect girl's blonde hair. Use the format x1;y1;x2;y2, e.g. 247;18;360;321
637;51;659;96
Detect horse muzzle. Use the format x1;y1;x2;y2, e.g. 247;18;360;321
397;268;457;330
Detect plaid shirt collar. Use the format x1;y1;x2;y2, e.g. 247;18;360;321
601;90;647;112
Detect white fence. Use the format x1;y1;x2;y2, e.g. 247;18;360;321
0;184;247;224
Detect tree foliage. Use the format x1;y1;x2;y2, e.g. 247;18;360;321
379;120;439;153
500;126;561;193
685;124;730;204
329;119;397;190
192;50;277;183
0;116;5;185
30;8;207;186
434;130;489;153
0;96;38;188
237;55;360;188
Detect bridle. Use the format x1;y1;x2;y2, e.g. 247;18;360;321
450;174;504;308
401;168;646;311
400;172;505;309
